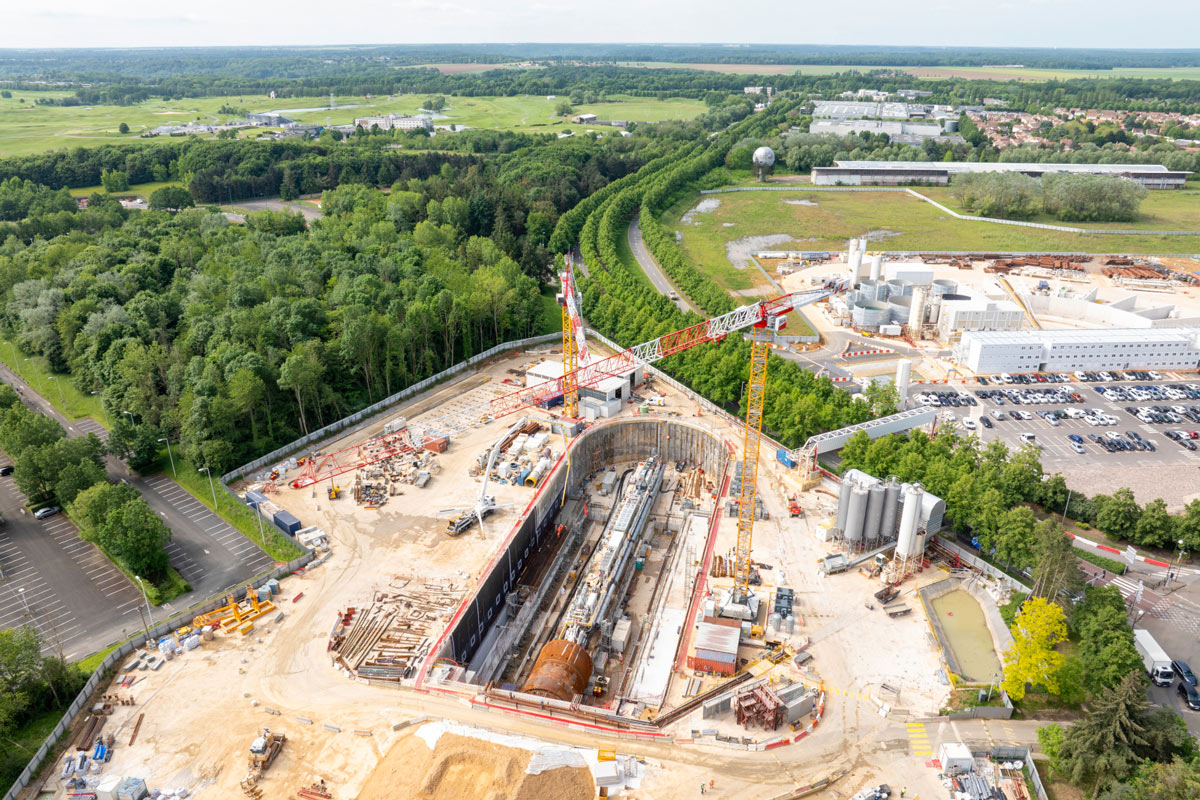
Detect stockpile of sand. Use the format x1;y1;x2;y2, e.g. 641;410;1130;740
359;732;593;800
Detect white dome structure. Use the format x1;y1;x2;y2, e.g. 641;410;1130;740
752;146;775;182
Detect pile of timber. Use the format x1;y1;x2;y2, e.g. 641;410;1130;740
330;578;463;682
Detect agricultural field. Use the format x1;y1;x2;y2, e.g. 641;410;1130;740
663;189;1200;293
0;91;705;156
614;62;1200;81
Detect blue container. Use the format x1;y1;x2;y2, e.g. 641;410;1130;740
266;578;280;595
273;509;301;536
776;449;797;469
244;490;268;510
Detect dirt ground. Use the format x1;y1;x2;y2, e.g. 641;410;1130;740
358;732;593;800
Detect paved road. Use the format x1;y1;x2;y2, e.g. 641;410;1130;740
0;364;275;612
0;462;150;659
627;212;699;315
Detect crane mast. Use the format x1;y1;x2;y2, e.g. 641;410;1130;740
558;254;589;418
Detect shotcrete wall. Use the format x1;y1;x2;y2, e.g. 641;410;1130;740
444;418;727;668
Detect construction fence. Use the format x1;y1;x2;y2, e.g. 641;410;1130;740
1;553;314;800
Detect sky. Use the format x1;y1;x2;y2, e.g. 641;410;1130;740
3;0;1197;50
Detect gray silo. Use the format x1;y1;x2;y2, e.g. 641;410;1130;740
836;479;854;530
844;484;869;546
864;483;886;544
896;483;924;559
881;478;901;540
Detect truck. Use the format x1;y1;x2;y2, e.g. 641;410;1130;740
1134;628;1174;687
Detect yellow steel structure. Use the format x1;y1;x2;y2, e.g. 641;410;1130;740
732;330;771;597
561;299;579;417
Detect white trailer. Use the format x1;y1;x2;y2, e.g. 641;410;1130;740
1134;628;1174;687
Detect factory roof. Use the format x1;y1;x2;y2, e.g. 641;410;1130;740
833;160;1188;176
961;328;1200;345
694;616;740;657
812;100;917;119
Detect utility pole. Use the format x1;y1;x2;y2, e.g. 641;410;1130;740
134;575;154;641
50;376;67;409
199;466;219;510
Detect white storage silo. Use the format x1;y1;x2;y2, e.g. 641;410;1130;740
869;253;883;281
896;359;912;409
864;483;886;543
909;286;927;329
881;477;901;539
896;483;924;559
844;484;869;546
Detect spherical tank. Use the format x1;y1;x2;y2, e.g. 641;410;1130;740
752;146;776;169
844;484;869;544
881;478;901;540
864;483;886;543
521;639;593;701
896;483;924;558
836;478;855;530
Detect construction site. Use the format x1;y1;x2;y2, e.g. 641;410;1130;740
35;261;1031;800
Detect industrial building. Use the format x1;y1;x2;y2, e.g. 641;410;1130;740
954;328;1200;374
809;119;962;144
524;359;643;420
811;160;1190;189
812;101;923;120
353;114;434;131
936;297;1024;339
245;112;292;126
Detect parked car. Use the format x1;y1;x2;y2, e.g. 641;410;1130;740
1179;681;1200;711
1173;660;1197;686
34;506;60;520
980;417;993;429
0;465;12;476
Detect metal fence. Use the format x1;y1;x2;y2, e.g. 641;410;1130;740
2;552;314;800
222;333;560;483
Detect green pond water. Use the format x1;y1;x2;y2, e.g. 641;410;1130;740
930;589;1002;682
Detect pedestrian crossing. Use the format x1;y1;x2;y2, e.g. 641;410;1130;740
906;722;932;756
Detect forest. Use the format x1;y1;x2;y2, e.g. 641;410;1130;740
0;132;659;477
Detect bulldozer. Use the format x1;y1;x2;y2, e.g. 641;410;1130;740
241;728;286;796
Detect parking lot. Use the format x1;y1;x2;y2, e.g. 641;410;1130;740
919;375;1200;469
0;467;148;659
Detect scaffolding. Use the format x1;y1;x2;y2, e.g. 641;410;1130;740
734;684;785;731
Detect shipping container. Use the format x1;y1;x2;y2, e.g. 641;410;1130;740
424;437;449;454
687;651;736;676
776;448;797;469
273;509;301;536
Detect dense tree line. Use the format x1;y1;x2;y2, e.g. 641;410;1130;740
951;172;1148;221
0;627;89;789
565;103;891;446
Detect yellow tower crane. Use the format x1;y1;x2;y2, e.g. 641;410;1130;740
558;254;589;419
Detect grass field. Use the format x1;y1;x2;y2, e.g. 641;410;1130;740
666;190;1200;287
0;336;110;426
0;90;706;157
917;186;1200;232
67;180;183;199
613;62;1200;81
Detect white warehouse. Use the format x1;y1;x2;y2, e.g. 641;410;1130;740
937;297;1024;338
955;328;1200;374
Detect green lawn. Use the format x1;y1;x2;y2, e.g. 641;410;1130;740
1;705;67;791
0;336;110;426
0;90;706;157
670;189;1200;268
68;180;184;199
918;186;1200;232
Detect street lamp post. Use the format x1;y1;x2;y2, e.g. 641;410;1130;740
1172;539;1187;584
17;587;31;618
133;575;153;641
23;358;44;395
199;466;219;510
157;438;177;478
49;376;66;409
122;410;135;426
1061;489;1073;526
254;504;266;547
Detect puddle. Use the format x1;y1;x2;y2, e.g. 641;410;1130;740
930;590;1001;682
784;199;818;206
863;229;901;242
724;234;794;270
681;198;721;225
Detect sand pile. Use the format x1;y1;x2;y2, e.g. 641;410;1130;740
358;732;593;800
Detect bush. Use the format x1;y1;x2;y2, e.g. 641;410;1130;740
1042;173;1146;222
1075;548;1127;575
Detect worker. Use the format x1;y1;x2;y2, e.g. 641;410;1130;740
901;789;906;798
700;783;706;795
710;779;715;789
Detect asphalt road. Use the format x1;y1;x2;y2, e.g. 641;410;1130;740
0;364;275;620
627;211;700;315
1131;577;1200;737
0;463;150;659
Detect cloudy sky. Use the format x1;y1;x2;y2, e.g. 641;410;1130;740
3;0;1195;49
